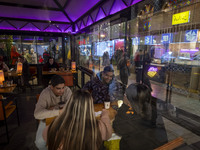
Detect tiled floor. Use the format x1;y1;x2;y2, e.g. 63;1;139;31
163;117;200;145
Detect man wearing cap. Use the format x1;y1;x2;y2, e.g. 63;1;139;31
83;66;123;104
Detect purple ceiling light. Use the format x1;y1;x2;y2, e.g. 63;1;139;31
0;5;70;22
65;0;101;22
0;21;16;30
132;0;142;5
1;0;59;8
109;0;127;15
87;16;93;26
96;8;106;22
0;0;142;33
21;23;40;31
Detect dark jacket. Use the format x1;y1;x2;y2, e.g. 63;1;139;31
43;62;59;71
113;104;168;150
83;72;124;103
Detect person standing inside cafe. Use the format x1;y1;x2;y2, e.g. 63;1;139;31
34;75;72;150
42;90;112;150
113;83;168;150
83;65;123;104
43;57;59;71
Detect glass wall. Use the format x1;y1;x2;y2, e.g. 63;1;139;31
0;35;71;66
76;0;200;125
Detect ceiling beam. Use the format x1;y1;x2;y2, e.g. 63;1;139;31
53;0;73;23
0;2;60;11
74;0;108;24
0;17;71;24
63;0;70;9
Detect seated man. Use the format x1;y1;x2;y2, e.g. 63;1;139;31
34;75;72;150
83;66;123;104
43;57;59;71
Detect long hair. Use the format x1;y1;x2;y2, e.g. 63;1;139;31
47;90;102;150
126;83;152;119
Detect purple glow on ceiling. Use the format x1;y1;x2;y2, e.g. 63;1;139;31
65;0;101;22
87;16;93;26
75;24;79;32
123;0;133;6
21;23;40;31
77;21;82;29
102;0;114;16
32;22;49;31
0;5;70;22
44;25;61;32
96;8;106;22
109;0;127;15
81;22;85;30
0;21;16;30
8;21;27;29
132;0;142;5
83;16;88;26
56;24;71;32
65;26;72;33
91;8;99;22
2;0;59;8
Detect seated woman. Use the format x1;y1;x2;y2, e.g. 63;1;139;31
43;89;112;150
43;57;59;71
113;83;168;150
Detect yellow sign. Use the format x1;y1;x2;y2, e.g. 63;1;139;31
172;11;190;25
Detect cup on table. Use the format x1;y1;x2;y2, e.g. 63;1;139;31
104;101;110;109
117;100;123;108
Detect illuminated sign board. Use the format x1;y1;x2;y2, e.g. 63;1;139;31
172;11;190;25
145;36;152;45
161;33;173;43
132;37;140;45
147;67;158;78
185;29;198;42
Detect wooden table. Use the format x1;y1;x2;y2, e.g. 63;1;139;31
42;70;77;75
4;71;20;77
0;84;17;94
46;103;117;125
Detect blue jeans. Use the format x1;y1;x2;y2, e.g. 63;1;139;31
35;121;47;150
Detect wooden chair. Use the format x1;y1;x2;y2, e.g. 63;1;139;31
29;66;37;85
0;95;20;143
58;72;74;87
154;137;184;150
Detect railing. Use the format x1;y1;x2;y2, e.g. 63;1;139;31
77;66;95;88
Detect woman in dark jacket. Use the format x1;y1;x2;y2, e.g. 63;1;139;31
113;84;168;150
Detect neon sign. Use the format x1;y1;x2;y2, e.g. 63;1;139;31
172;11;190;25
147;67;158;78
145;36;152;45
185;30;198;42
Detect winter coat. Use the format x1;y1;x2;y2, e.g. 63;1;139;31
113;104;168;150
83;72;124;103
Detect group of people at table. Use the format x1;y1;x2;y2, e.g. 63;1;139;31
34;66;168;150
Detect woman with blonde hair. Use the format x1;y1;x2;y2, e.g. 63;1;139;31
43;89;112;150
